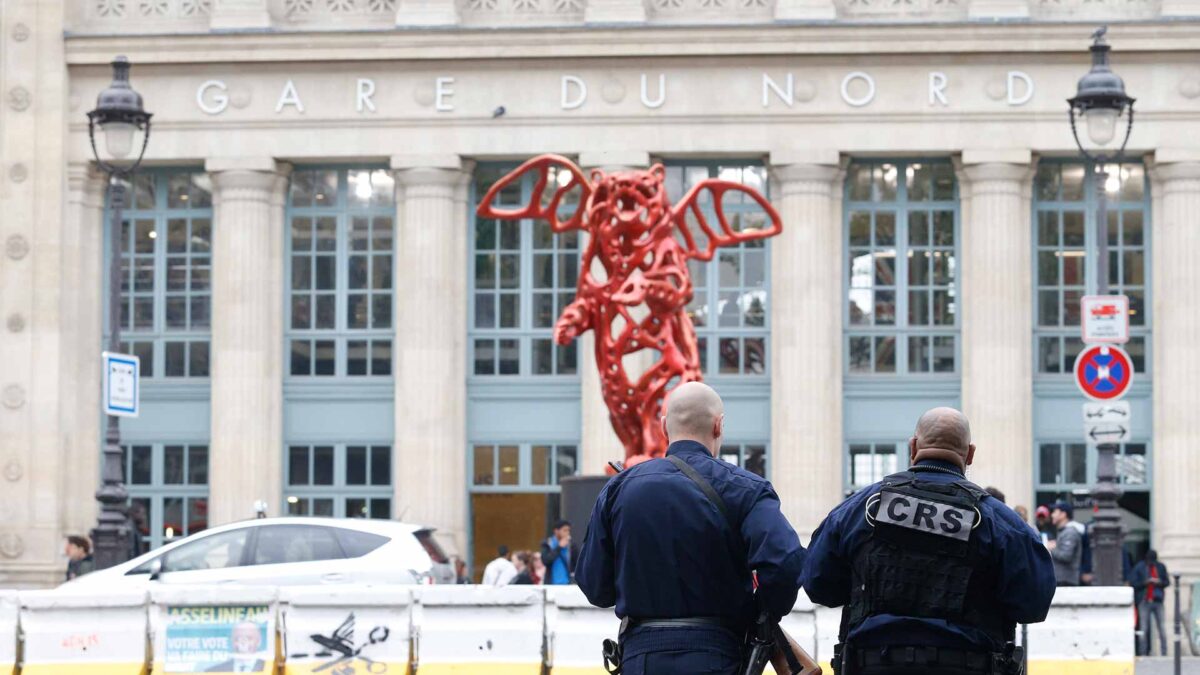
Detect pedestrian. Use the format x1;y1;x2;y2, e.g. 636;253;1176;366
1047;501;1083;587
802;407;1056;675
512;551;536;585
531;552;545;585
481;545;517;586
576;382;806;675
541;520;579;585
451;556;471;584
1014;505;1029;525
1075;519;1094;585
64;535;94;581
1034;505;1056;543
1130;549;1170;656
128;502;149;559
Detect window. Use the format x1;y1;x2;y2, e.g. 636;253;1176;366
252;525;344;565
847;443;903;492
718;444;768;478
123;443;209;552
162;528;249;573
664;162;771;376
112;171;212;378
472;444;579;487
1034;161;1150;374
844;161;959;375
1034;441;1151;548
287;168;395;377
470;165;580;377
285;444;392;519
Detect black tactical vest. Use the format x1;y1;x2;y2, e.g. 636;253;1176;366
839;467;1013;647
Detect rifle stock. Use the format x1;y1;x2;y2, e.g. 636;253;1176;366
768;626;822;675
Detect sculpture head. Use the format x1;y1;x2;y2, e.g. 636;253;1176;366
587;165;670;244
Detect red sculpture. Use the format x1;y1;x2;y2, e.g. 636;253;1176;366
477;155;782;469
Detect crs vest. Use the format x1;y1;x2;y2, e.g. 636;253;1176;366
840;467;1012;647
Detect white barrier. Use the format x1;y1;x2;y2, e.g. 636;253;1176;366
1026;586;1135;675
0;591;16;675
149;586;279;675
280;586;412;675
19;588;149;675
545;585;619;675
414;586;545;675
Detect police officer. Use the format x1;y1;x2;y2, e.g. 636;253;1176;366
802;407;1056;675
576;382;806;675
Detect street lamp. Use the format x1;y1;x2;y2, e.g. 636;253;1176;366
87;56;153;571
1067;26;1135;587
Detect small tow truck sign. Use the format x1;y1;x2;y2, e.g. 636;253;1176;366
1081;295;1129;344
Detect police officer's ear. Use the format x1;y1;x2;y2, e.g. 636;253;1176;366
908;436;918;462
660;412;670;441
712;414;724;441
965;443;976;467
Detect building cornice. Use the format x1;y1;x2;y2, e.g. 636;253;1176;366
64;21;1200;66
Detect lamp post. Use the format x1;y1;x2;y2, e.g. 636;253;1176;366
86;56;153;571
1067;26;1135;587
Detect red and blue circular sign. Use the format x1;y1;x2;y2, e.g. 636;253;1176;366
1074;344;1134;401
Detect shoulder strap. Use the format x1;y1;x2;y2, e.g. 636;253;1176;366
664;455;746;573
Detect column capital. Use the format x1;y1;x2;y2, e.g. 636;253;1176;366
960;148;1033;167
67;162;107;207
206;158;290;199
390;153;466;172
394;166;471;188
768;162;841;199
1151;150;1200;184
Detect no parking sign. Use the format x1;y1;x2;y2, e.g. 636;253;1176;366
1073;344;1134;402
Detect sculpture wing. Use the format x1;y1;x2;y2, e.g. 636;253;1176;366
476;154;592;233
668;179;783;261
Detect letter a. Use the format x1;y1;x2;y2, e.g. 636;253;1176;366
276;79;305;113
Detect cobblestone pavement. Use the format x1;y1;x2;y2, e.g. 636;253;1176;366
1136;656;1200;674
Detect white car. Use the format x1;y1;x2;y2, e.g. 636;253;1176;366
65;517;455;588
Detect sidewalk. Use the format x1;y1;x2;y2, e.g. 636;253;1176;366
1135;657;1200;674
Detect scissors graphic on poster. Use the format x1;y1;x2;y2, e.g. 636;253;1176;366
309;613;390;674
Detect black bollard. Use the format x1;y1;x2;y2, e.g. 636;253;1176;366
1021;623;1029;674
1174;574;1181;675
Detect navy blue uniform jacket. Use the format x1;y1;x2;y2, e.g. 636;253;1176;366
576;440;806;628
801;459;1057;650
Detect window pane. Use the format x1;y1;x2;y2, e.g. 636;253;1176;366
346;446;367;485
345;498;368;519
908;336;930;373
498;446;519;486
187;497;207;536
313;446;334;486
555;446;578;484
163;528;248;572
289;447;310;485
164;446;184;485
188;446;208;485
719;338;740;374
131;446;152;485
498;339;519;375
189;341;210;377
1039;444;1060;484
473;445;494;485
369;499;391;520
163;498;183;541
371;446;391;486
347;340;368;376
1066;443;1087;484
532;445;551;486
874;336;896;373
848;336;871;373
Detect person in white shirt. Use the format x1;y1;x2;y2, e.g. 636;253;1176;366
481;545;517;586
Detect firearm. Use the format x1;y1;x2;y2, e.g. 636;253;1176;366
740;608;821;675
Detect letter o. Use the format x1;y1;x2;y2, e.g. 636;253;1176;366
196;80;229;115
841;71;876;108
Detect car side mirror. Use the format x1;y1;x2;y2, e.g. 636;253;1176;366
148;557;163;581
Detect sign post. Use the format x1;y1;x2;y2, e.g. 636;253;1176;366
1077;293;1130;587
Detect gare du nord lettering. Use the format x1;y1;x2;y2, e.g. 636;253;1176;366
193;69;1040;115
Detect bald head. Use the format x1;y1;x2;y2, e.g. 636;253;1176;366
909;407;976;469
661;382;725;454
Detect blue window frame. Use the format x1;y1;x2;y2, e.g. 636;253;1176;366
1033;161;1150;374
718;443;768;478
471;443;579;489
285;443;393;519
845;441;904;494
286;167;395;378
1034;440;1151;551
122;443;209;552
470;165;581;377
111;171;213;378
844;160;960;375
664;161;771;377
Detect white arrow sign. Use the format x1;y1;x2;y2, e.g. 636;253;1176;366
1083;401;1131;444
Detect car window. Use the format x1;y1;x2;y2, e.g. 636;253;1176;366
414;529;449;564
162;529;249;573
335;528;389;558
252;525;344;565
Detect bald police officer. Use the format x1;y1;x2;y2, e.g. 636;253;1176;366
803;407;1056;675
576;382;806;675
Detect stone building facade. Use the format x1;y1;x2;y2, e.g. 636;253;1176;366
0;0;1198;587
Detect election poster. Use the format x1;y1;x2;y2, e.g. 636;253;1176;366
164;605;272;673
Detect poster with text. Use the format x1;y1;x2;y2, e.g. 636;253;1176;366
165;606;271;673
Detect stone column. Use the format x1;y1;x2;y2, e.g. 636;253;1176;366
767;151;843;541
957;150;1035;503
576;151;650;474
1150;152;1200;583
209;0;272;30
392;155;472;555
60;163;108;536
206;158;288;525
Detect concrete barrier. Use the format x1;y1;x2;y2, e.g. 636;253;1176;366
1027;586;1135;675
280;586;412;675
0;591;16;675
414;586;545;675
149;586;278;675
19;588;149;675
545;585;618;675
